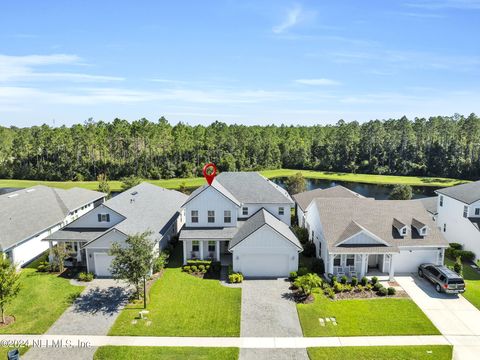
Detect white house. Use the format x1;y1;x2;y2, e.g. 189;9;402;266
304;196;448;280
435;180;480;260
45;182;187;277
0;186;105;267
179;172;302;277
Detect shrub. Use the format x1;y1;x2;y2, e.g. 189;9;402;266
360;276;368;286
373;282;384;291
78;272;94;282
302;242;316;257
371;276;378;285
340;275;348;284
355;284;364;293
37;261;50;272
378;287;388;296
190;265;198;273
343;284;353;292
387;287;396;296
289;271;298;280
454;256;463;276
153;252;169;273
457;250;475;262
229;273;244;283
292;226;309;244
450;243;463;250
330;275;337;286
365;283;373;291
333;282;343;293
311;258;325;275
297;267;309;276
198;264;205;271
293;273;323;296
324;287;335;299
351;276;358;286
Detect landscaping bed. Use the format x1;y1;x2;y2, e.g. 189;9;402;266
445;257;480;310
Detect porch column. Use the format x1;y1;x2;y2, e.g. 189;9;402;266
216;241;220;262
183;241;187;264
360;254;366;278
48;241;54;262
328;254;334;274
199;241;204;260
76;242;82;262
388;254;395;281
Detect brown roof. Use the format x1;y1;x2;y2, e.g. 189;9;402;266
292;185;363;211
412;218;426;230
313;198;448;254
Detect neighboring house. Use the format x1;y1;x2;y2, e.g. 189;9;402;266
0;185;105;267
292;185;363;227
435;180;480;260
45;182;187;277
179;172;302;277
305;197;448;280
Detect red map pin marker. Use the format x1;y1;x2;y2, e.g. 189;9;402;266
202;163;217;185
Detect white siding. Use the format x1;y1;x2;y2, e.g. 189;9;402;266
68;204;124;228
342;232;384;245
185;187;238;227
394;248;441;273
241;203;292;225
296;207;305;227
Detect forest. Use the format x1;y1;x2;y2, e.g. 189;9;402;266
0;113;479;181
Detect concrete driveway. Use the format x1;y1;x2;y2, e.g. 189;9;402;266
396;275;480;359
240;278;308;360
24;279;131;360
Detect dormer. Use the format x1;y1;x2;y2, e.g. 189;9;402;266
393;218;408;237
412;218;428;236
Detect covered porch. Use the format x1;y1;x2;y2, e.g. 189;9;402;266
327;252;397;281
181;239;232;265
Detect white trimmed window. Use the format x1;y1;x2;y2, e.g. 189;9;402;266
98;213;110;222
278;207;285;215
476;208;480;216
191;210;199;223
224;210;231;223
242;207;248;216
346;254;355;266
463;205;468;218
208;210;215;223
333;256;341;266
439;195;444;207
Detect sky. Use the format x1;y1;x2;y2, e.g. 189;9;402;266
0;0;479;127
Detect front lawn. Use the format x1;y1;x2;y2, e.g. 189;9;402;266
445;258;480;310
109;246;241;336
297;292;439;337
308;345;452;360
94;347;239;360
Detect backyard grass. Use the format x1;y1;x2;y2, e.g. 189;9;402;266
307;345;453;360
445;258;480;310
94;346;239;360
108;245;241;336
297;292;440;337
0;169;465;192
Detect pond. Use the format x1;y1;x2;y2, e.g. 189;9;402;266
271;178;438;200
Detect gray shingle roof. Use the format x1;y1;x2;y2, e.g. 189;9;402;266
292;185;362;211
0;185;105;251
45;228;108;242
182;181;241;207
314;198;448;254
414;196;438;215
411;218;426;230
436;180;480;204
228;208;302;250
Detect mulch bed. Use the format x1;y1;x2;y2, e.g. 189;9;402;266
334;290;409;300
0;315;15;328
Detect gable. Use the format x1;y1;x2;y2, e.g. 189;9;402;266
185;186;239;212
65;204;125;229
338;231;389;247
83;228;127;249
232;225;300;251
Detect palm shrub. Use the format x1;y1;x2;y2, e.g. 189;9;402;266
293;273;323;296
289;271;298;280
333;282;344;293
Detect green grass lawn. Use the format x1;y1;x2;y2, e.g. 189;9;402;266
297;292;440;337
0;168;465;192
94;347;239;360
109;246;241;336
307;345;453;360
445;258;480;310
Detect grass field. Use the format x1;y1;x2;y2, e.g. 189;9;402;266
307;345;452;360
108;246;241;337
297;292;440;337
445;258;480;310
94;347;239;360
0;169;465;192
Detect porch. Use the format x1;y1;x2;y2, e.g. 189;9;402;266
327;253;396;281
181;239;232;265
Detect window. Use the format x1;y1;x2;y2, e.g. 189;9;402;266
421;227;427;235
333;256;341;266
346;255;355;266
463;205;468;218
208;210;215;223
439;195;444;207
278;207;284;216
191;210;199;223
192;241;200;252
476;208;480;216
311;230;315;241
224;210;231;223
443;223;447;232
401;227;407;235
208;241;216;252
242;207;248;216
98;213;110;222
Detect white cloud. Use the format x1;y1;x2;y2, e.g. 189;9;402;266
404;0;480;10
295;78;341;86
272;4;305;34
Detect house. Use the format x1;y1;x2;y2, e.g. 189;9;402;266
292;185;363;227
179;172;302;277
44;182;187;277
435;180;480;260
305;197;448;280
0;185;105;267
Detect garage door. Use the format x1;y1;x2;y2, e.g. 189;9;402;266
394;249;438;273
94;253;114;277
240;254;290;278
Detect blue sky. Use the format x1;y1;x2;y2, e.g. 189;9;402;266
0;0;479;127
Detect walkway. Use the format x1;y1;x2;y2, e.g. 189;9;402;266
23;279;130;360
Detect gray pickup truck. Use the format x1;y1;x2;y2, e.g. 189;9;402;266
418;264;466;294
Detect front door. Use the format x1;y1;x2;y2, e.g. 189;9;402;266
368;254;378;269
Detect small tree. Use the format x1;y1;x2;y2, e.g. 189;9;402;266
97;173;111;196
293;273;323;296
110;231;155;301
0;256;21;324
389;184;413;200
121;175;142;191
285;172;306;195
453;256;463;276
51;243;69;273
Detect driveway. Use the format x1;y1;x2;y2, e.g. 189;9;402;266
24;279;131;360
396;275;480;359
240;278;308;360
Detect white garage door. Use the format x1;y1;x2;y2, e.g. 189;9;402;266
394;249;438;273
240;254;290;278
94;253;114;277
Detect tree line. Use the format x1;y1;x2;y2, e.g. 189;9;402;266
1;113;479;181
